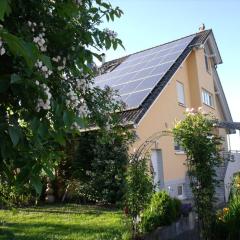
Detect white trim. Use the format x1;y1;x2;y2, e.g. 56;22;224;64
175;151;186;155
137;51;193;127
204;33;222;65
212;67;234;133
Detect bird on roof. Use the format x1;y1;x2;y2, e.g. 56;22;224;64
199;23;205;32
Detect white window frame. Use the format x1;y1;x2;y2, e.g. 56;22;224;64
202;89;214;107
174;140;185;154
176;81;185;106
177;185;184;197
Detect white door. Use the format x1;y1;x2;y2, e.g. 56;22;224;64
151;149;164;190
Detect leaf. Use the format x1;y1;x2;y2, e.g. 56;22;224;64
2;32;39;68
30;176;43;195
63;111;74;126
30;117;39;133
8;126;21;146
54;131;66;145
42;165;55;180
39;54;52;70
0;75;10;93
112;40;118;50
105;37;111;50
0;0;11;21
10;73;21;84
38;123;48;138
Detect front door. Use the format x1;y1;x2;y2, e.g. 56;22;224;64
151;149;164;190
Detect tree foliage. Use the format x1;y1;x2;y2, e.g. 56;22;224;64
57;126;134;204
173;109;223;239
0;0;124;195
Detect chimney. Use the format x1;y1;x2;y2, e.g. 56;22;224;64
198;23;205;32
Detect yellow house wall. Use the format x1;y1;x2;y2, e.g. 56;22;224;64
131;47;228;182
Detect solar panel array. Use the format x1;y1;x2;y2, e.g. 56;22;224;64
94;34;195;110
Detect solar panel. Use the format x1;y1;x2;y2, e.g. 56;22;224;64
95;34;195;110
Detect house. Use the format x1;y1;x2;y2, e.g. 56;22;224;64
95;28;235;202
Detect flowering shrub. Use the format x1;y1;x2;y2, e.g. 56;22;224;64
0;0;124;197
213;196;240;239
229;172;240;200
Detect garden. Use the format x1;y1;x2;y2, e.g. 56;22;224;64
0;1;240;240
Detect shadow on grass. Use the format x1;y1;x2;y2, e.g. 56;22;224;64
19;204;121;216
0;221;123;240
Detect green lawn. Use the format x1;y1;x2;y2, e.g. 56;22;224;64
0;204;130;240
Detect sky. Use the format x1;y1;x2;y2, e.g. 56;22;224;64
101;0;240;150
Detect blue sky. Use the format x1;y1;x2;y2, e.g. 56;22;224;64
102;0;240;150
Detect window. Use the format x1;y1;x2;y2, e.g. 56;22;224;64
204;54;209;72
202;89;214;107
177;185;183;196
204;48;211;74
174;140;185;153
176;81;185;105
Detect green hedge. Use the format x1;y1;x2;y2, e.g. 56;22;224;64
140;191;181;233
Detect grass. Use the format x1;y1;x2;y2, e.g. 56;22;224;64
0;204;130;240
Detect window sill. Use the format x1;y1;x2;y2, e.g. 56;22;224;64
177;195;187;200
203;102;215;110
175;151;186;155
178;102;186;108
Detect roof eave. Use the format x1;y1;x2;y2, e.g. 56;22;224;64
205;31;222;65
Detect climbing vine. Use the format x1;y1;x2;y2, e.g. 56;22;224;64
173;108;223;239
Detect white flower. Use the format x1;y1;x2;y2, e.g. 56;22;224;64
36;83;52;111
33;37;40;43
40;46;47;52
41;66;48;72
57;66;64;71
35;80;39;85
28;21;32;27
0;47;6;56
52;57;58;62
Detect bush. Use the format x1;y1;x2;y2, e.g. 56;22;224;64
0;181;34;208
229;173;240;200
213;196;240;239
140;191;181;233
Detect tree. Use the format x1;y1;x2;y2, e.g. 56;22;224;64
56;125;134;204
0;0;124;196
173;108;223;239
